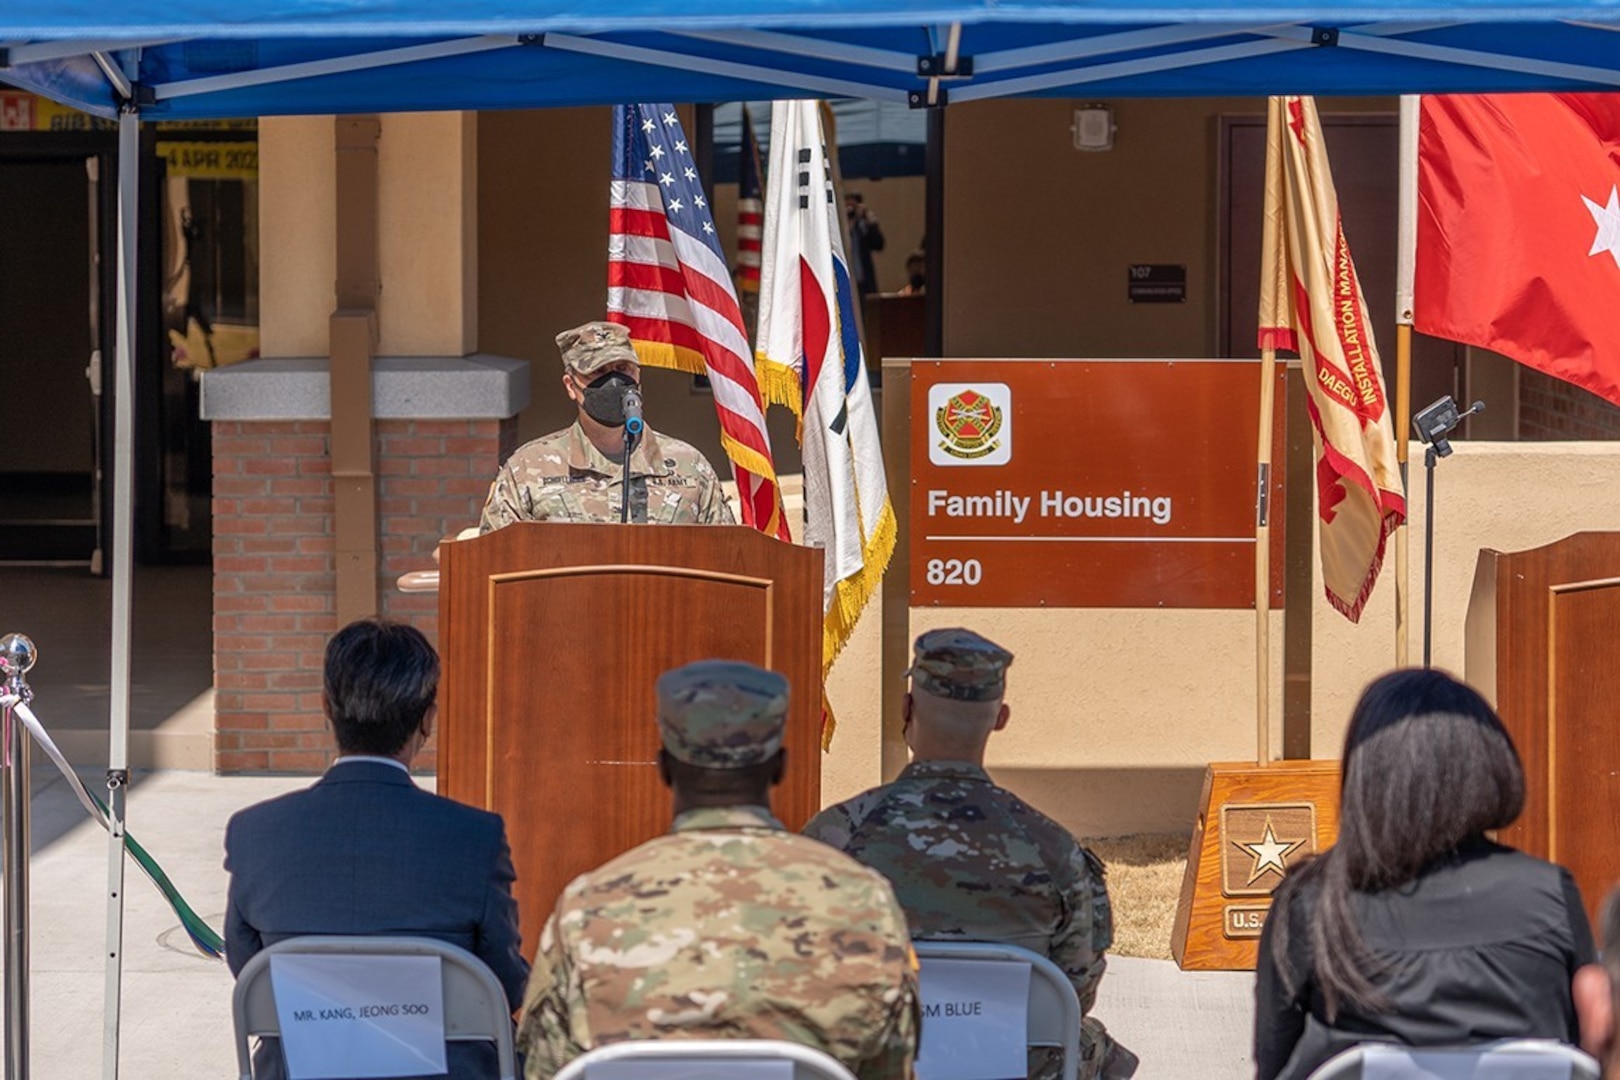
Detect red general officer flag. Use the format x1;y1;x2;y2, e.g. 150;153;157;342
1415;93;1620;408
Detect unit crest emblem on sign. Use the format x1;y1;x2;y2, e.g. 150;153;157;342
935;389;1004;460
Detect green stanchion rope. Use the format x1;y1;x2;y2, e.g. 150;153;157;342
6;695;224;960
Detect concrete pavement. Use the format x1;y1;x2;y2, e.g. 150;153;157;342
0;766;1256;1078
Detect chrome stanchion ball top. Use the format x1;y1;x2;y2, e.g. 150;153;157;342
0;634;36;694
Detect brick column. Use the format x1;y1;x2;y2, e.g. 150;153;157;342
207;393;522;772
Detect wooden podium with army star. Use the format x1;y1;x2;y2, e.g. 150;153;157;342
1170;761;1339;969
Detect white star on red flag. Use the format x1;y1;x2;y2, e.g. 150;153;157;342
1583;185;1620;269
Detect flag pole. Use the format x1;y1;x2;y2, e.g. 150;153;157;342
1255;347;1276;765
1394;95;1419;668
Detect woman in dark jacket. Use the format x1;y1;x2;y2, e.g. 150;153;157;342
1254;668;1595;1080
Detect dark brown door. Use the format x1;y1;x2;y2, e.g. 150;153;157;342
1219;112;1462;426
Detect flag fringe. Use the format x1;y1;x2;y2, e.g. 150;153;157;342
1324;507;1402;624
818;499;897;751
756;356;805;416
821;496;898;673
717;430;782;491
631;339;707;377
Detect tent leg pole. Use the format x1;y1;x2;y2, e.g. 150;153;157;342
101;104;138;1080
3;695;30;1080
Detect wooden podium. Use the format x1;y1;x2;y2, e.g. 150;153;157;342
1466;531;1620;924
437;523;824;938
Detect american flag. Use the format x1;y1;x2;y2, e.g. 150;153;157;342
735;107;764;295
607;103;788;540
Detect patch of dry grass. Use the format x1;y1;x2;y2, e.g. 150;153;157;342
1083;834;1191;960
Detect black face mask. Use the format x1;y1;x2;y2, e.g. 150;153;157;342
909;273;926;290
579;370;636;427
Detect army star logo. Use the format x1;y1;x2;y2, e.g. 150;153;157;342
1218;802;1316;898
1240;821;1304;885
935;389;1004;460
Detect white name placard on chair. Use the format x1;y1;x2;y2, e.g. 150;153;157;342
269;953;447;1079
915;958;1032;1080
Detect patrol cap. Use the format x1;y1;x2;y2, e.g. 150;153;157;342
907;628;1014;702
555;320;641;377
656;660;789;768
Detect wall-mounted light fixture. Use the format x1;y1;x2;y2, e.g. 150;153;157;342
1072;104;1115;151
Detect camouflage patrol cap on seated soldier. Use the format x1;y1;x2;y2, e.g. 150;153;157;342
907;628;1014;702
656;659;790;768
555;320;641;377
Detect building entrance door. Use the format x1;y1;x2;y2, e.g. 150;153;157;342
0;156;107;565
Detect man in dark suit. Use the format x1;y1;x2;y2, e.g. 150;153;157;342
225;618;528;1079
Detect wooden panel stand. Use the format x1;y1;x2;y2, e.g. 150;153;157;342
437;523;824;942
1466;531;1620;926
1171;760;1340;971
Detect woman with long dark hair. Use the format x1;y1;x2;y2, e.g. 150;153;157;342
1254;668;1595;1079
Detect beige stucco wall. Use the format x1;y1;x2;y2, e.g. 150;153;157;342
942;96;1392;358
260;116;335;359
260;112;476;358
1310;442;1620;755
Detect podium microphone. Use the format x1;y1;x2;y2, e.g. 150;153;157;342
620;386;644;525
623;387;645;439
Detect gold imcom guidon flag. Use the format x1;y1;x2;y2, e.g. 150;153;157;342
1258;95;1406;622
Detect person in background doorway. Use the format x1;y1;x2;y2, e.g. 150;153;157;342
897;250;927;296
845;191;886;296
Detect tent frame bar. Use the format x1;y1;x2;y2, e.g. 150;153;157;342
154;34;519;100
544;32;911;101
0;38;175;65
973;21;1286;72
951;35;1308;100
1324;26;1620;85
92;53;132;100
671;28;916;71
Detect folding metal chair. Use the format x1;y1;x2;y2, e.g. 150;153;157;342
551;1039;859;1080
230;934;516;1080
912;940;1084;1080
1305;1038;1602;1080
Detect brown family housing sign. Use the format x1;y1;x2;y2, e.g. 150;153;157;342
910;359;1285;609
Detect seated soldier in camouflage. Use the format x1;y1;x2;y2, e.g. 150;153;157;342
516;659;920;1080
805;628;1139;1080
479;320;734;528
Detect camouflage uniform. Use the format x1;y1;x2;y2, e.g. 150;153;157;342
516;660;920;1080
478;320;735;530
803;629;1134;1080
478;422;734;530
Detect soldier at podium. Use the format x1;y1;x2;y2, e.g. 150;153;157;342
479;321;735;529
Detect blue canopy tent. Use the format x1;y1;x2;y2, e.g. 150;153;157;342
8;9;1620;117
4;2;1620;1076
